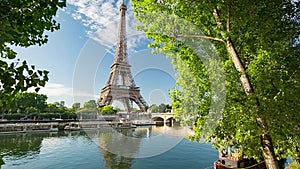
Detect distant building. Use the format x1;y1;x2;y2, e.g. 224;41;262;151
60;101;65;106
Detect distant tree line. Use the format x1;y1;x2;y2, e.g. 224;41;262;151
0;92;174;121
149;103;172;113
73;100;172;115
73;100;119;115
0;92;76;120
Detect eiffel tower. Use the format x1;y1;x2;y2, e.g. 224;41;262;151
98;1;148;112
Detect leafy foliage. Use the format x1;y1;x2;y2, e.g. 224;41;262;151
0;0;66;108
132;0;300;165
169;88;181;118
149;104;159;113
76;100;99;119
72;102;81;112
2;92;75;120
158;103;166;113
0;0;66;57
100;105;117;115
149;103;171;113
84;100;97;109
10;92;47;114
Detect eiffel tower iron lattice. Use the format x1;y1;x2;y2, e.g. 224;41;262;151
98;2;148;112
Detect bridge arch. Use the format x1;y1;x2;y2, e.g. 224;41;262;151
152;116;164;124
151;113;175;125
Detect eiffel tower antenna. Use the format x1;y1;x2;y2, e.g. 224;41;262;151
98;2;148;112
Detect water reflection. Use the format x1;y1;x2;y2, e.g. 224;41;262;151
132;126;152;138
102;150;133;169
0;126;200;169
84;125;192;159
0;132;74;168
0;132;57;158
98;128;137;169
95;126;185;169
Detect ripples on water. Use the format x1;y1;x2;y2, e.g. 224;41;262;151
0;126;218;169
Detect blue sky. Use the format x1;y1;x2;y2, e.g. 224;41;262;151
13;0;177;108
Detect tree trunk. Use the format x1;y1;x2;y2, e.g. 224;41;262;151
212;7;279;169
261;134;279;169
296;156;300;168
225;39;279;169
225;39;253;95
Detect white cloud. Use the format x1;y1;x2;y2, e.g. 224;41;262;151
73;90;98;98
29;83;72;96
67;0;147;53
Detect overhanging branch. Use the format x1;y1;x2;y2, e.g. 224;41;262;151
175;34;225;42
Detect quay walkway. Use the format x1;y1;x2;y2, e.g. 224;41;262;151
0;120;136;133
0;112;176;133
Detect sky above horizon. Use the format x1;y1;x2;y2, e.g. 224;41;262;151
13;0;177;108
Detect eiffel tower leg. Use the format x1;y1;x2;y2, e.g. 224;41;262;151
131;97;148;112
123;98;131;112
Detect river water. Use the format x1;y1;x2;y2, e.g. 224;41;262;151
0;126;218;169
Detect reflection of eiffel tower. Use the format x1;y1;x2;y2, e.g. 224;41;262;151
98;2;148;112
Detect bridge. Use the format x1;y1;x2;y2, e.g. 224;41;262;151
151;113;175;125
80;112;176;125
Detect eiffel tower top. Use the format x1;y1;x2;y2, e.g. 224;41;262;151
113;1;128;65
120;0;126;10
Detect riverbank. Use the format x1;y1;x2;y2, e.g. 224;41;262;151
0;119;158;134
0;120;76;134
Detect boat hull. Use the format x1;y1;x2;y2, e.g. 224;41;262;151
214;159;266;169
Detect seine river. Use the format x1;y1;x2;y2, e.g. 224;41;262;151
0;126;218;169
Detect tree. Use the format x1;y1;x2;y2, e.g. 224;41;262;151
149;104;159;113
165;104;172;113
3;92;76;120
76;100;99;119
169;89;181;118
0;0;66;109
45;103;60;114
44;103;75;119
150;103;169;113
10;92;47;114
72;102;81;112
158;103;166;113
132;0;300;168
100;105;117;115
84;100;97;109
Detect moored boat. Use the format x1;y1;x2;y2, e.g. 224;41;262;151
114;122;137;129
64;122;81;131
132;120;156;126
214;148;266;169
214;157;265;169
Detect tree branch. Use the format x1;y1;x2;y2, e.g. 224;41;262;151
227;6;230;32
175;34;225;42
212;6;254;95
212;8;224;32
